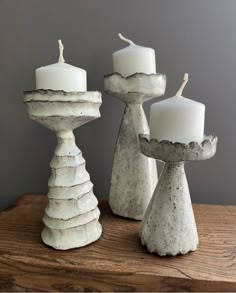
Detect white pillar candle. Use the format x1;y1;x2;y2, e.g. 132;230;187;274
150;74;205;144
36;40;87;92
112;33;156;77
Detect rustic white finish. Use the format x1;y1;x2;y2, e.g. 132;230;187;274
140;162;199;256
24;90;102;250
104;73;165;102
47;181;93;200
43;207;100;230
41;219;102;251
45;191;98;220
104;73;166;220
139;134;218;256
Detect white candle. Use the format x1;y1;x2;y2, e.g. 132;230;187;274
150;74;205;144
36;40;87;92
112;33;156;77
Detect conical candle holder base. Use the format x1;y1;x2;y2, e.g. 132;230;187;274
139;134;218;256
104;73;166;220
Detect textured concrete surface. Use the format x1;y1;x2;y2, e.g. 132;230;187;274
105;73;166;219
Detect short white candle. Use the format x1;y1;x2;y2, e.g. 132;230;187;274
112;33;156;77
36;40;87;92
150;73;205;144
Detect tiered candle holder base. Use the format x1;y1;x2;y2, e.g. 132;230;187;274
104;73;166;220
139;134;218;256
24;90;102;250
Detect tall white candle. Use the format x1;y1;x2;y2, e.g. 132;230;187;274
112;33;156;77
36;40;87;92
150;74;205;144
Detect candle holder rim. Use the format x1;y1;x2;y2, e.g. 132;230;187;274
28;114;101;119
24;90;102;131
139;133;218;146
24;100;102;105
104;89;161;100
104;72;166;79
24;89;101;95
104;72;166;103
139;133;218;162
24;89;102;104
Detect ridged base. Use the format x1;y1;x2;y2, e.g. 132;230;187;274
42;221;102;250
41;130;102;250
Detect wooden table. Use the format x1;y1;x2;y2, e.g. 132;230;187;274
0;195;236;292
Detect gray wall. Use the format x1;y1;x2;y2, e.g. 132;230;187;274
0;0;235;209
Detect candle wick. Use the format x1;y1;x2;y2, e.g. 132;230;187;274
118;33;135;45
176;73;189;96
58;39;65;63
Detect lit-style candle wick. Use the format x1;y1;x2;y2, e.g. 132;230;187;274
58;39;65;63
176;73;189;96
36;40;87;91
118;33;136;46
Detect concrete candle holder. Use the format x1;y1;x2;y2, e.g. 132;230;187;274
139;134;218;256
104;73;166;220
24;90;102;250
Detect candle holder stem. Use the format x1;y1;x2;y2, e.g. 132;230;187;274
55;130;79;158
105;73;166;220
109;101;157;220
48;130;87;190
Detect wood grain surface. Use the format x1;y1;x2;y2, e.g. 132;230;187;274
0;195;236;292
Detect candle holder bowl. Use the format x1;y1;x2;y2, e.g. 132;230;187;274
24;89;102;250
104;73;166;220
139;134;218;256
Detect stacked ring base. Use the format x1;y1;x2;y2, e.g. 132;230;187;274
42;219;102;250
